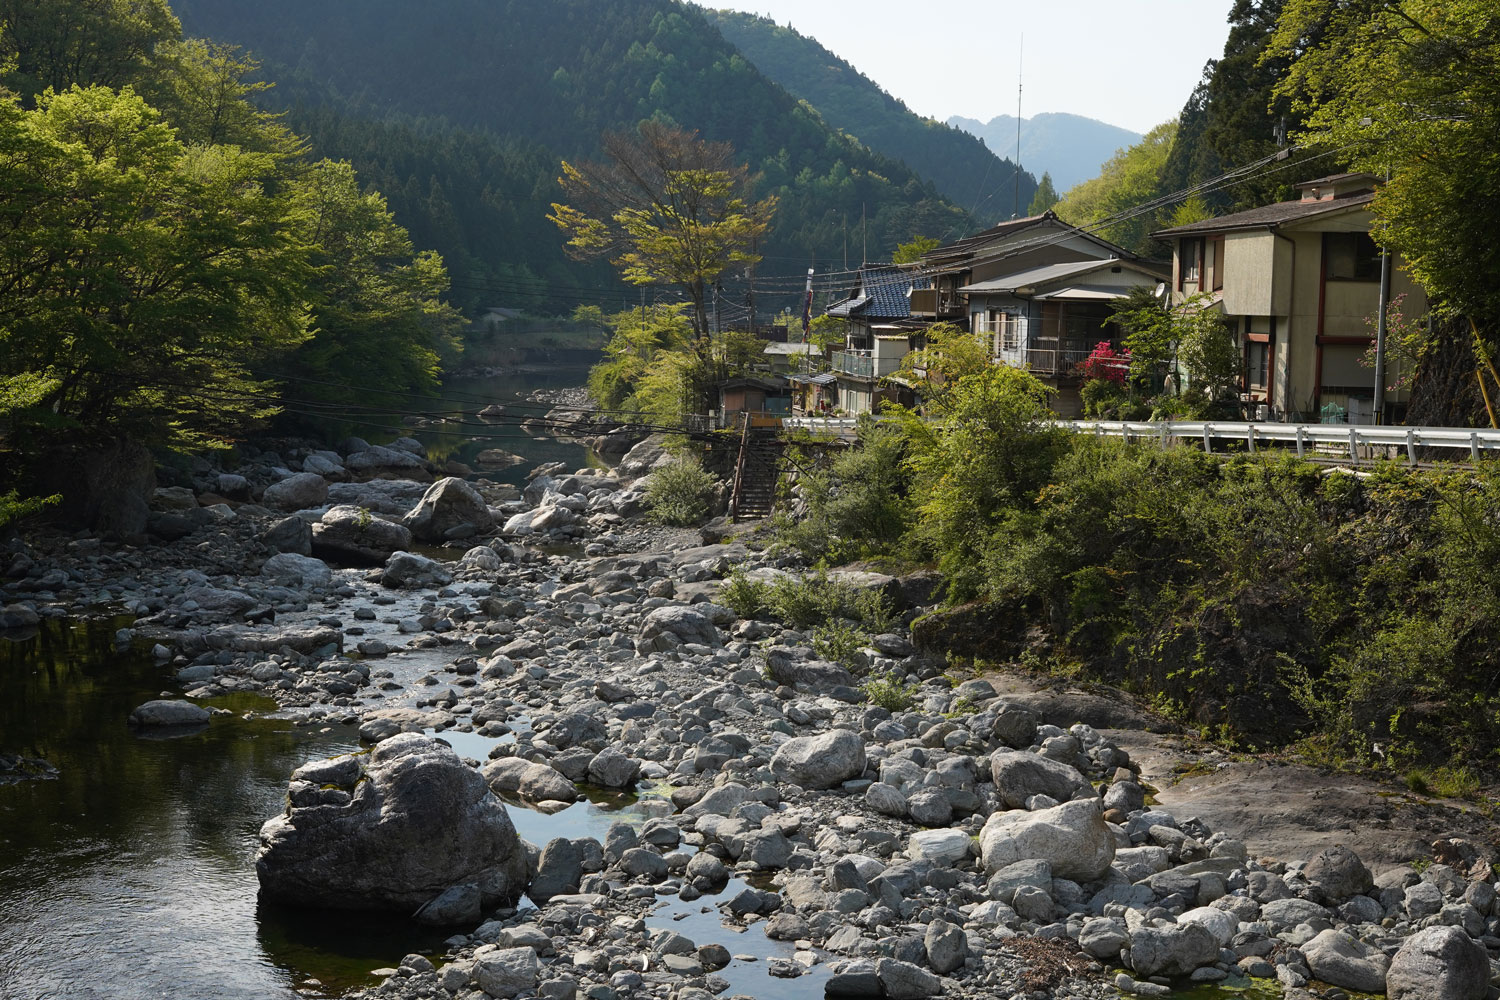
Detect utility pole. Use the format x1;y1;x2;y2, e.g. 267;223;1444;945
1374;176;1392;424
1014;35;1023;219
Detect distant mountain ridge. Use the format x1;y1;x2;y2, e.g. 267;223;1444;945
702;9;1035;226
948;113;1142;193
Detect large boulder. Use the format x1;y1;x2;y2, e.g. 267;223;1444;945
403;477;494;542
1126;921;1221;978
1302;844;1374;902
261;552;333;589
482;758;577;804
1301;929;1390;994
345;445;426;475
763;646;858;693
381;551;453;589
617;434;674;478
990;750;1092;808
979;798;1115;882
770;729;866;790
128;700;210;728
639;606;720;650
471;945;540;999
255;735;528;915
261;472;329;512
1385;925;1489;1000
311;505;412;564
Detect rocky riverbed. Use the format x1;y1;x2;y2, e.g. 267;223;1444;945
3;430;1499;1000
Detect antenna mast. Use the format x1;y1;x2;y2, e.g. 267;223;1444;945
1014;35;1023;219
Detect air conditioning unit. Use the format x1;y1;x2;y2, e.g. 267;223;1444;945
1255;404;1271;422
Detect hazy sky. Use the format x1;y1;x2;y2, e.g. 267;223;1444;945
710;1;1237;136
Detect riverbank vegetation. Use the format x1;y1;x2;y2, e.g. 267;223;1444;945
778;366;1500;775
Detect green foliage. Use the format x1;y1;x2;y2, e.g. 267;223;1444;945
642;456;717;526
0;0;179;100
811;620;865;669
1270;0;1500;330
777;416;911;563
861;670;919;713
1055;121;1178;256
1109;289;1239;416
888;321;991;403
718;570;771;619
891;236;939;265
1027;172;1060;215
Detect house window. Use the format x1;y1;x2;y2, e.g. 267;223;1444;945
999;313;1022;352
1179;237;1202;289
1324;232;1381;281
1210;237;1225;291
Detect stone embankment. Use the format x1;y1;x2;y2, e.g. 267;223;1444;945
2;430;1498;1000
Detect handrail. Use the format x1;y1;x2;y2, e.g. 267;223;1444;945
728;411;752;520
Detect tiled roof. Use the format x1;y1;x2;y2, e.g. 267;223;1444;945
826;265;931;319
1152;191;1375;238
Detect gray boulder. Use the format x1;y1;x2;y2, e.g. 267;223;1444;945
638;606;720;650
617;434;673;478
770;729;866;790
128;700;210;727
255;735;528;915
1127;922;1220;977
875;958;940;999
345;445;425;474
529;838;583;903
991;705;1040;749
924;919;966;974
481;758;577;804
403;477;494;542
381;551;453;589
261;552;333;589
312;505;412;564
586;748;640;789
1301;928;1390;994
471;945;539;999
1302;844;1374;902
990;750;1092;809
261;472;329;512
979;799;1115;881
1385;925;1489;1000
261;516;313;556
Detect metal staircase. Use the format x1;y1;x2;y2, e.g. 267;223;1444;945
729;416;783;521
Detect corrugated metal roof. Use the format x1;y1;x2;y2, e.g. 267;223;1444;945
959;259;1130;294
788;372;836;385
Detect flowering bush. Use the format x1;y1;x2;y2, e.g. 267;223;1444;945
1077;341;1129;384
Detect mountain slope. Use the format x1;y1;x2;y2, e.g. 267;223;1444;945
172;0;973;308
948;113;1142;193
701;9;1034;226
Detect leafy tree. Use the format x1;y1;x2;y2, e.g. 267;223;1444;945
891;235;939;264
1110;288;1237;414
587;304;694;411
276;159;465;410
1054;122;1178;255
0;0;179;102
1027;172;1060;215
143;39;302;154
806;315;848;353
0;85;311;448
549;121;775;344
888;321;990;406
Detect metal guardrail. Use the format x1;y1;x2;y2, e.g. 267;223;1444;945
781;415;1500;466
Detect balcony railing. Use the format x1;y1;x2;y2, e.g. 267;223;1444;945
832;351;874;377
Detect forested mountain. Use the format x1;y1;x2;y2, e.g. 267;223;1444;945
947;113;1141;193
172;0;975;314
700;9;1034;226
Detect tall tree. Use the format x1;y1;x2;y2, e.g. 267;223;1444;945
1054;122;1177;255
0;0;179;102
1027;172;1060;215
549;121;775;343
1270;0;1500;416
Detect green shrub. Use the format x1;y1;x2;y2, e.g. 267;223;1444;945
812;620;866;668
718;571;770;619
643;457;718;526
862;670;919;712
777;415;912;563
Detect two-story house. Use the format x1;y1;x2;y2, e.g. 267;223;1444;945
911;212;1166;415
1152;173;1427;423
823;265;931;415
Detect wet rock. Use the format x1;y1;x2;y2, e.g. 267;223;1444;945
979;799;1115;881
403;477;494;543
770;729;865;789
312;505;413;564
256;735;528;914
128;700;211;728
0;604;40;629
1385;925;1489;1000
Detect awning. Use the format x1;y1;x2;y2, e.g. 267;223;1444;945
1033;285;1134;302
789;372;836;385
